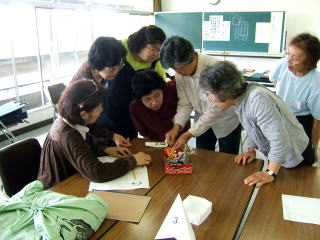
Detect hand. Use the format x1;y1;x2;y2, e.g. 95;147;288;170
235;148;256;165
244;171;275;187
165;126;180;146
173;131;192;151
113;133;132;147
104;147;131;157
133;152;152;166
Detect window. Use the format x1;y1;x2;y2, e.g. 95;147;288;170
0;2;153;111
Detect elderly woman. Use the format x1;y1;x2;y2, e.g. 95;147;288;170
71;36;127;86
270;33;320;161
99;25;167;139
160;36;241;154
38;80;151;189
129;69;190;141
199;61;315;187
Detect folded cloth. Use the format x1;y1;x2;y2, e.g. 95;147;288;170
0;180;108;240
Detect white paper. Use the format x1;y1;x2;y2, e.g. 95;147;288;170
268;12;283;53
282;194;320;225
203;15;230;41
255;22;270;43
88;156;150;191
155;194;196;240
145;142;168;147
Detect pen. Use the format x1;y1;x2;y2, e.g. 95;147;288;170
132;168;137;179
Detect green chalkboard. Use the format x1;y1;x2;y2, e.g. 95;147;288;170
203;12;285;55
155;12;202;50
155;11;286;56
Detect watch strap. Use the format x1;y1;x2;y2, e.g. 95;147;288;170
265;169;276;178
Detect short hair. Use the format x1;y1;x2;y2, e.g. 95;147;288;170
199;61;247;102
160;36;195;69
57;80;106;125
289;33;320;70
132;69;166;100
128;25;166;56
88;36;127;71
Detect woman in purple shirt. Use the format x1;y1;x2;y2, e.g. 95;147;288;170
130;70;189;141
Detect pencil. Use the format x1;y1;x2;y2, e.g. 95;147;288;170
132;168;137;179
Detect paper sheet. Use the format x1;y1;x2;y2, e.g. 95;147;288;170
282;194;320;225
88;156;149;191
92;191;151;222
155;194;196;240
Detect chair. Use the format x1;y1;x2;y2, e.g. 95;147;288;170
48;83;66;121
0;101;28;143
0;138;41;197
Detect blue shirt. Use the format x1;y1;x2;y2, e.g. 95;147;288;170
269;58;320;120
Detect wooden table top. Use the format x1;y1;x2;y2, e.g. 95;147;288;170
101;148;264;240
240;166;320;240
50;138;167;240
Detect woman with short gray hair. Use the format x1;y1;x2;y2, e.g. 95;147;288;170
160;36;241;154
200;61;315;187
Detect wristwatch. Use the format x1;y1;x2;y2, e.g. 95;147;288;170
265;169;277;178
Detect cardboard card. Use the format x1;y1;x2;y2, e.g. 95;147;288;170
92;191;151;223
155;194;196;240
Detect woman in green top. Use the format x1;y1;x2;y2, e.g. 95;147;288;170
97;25;167;139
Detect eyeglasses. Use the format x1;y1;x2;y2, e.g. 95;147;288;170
286;51;303;64
141;92;162;105
147;45;161;54
103;59;124;72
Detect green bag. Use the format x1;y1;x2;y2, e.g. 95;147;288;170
0;180;108;240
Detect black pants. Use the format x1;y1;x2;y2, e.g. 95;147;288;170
297;141;315;167
196;124;241;154
296;115;313;141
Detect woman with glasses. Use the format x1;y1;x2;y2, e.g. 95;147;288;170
160;36;241;154
99;25;167;139
38;80;151;189
72;36;127;86
129;69;190;141
270;33;320;161
199;61;314;187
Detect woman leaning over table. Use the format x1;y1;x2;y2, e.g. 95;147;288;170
71;36;131;149
71;36;127;86
199;61;315;187
130;69;190;141
98;25;167;139
38;80;151;189
269;33;320;162
160;36;241;153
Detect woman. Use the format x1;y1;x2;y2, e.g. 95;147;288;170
160;36;241;154
270;33;320;161
199;61;315;187
98;25;167;139
71;36;127;86
38;80;151;189
72;36;130;147
130;69;190;141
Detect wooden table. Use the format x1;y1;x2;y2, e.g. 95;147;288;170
101;148;263;240
240;166;320;240
50;138;167;240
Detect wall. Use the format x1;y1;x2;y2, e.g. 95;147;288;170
161;0;320;72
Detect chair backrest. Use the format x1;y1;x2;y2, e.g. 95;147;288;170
0;138;42;197
48;83;66;105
